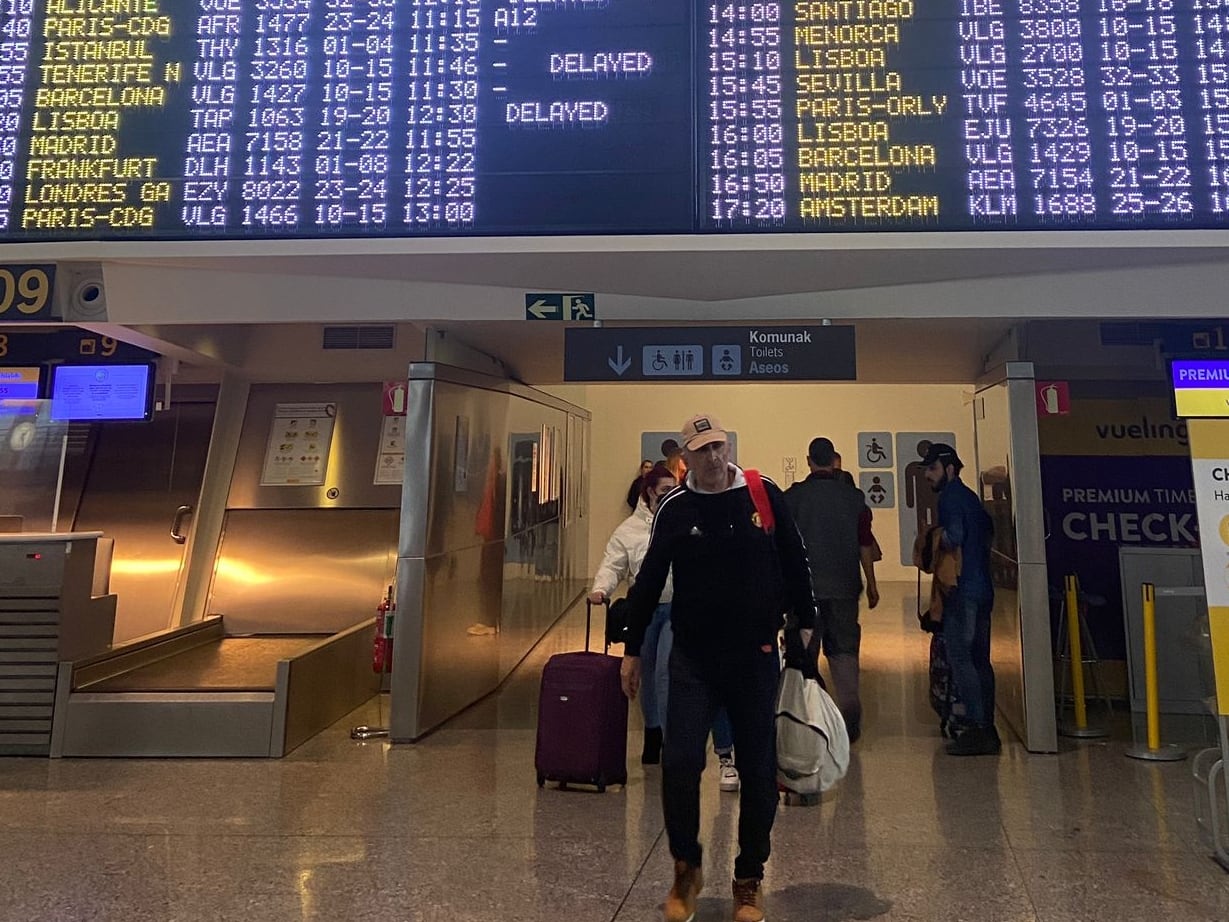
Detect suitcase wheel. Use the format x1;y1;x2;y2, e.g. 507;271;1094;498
537;774;545;788
596;779;606;794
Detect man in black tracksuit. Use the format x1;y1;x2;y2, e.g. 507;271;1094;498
621;413;817;922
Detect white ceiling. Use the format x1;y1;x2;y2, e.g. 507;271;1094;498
107;243;1229;301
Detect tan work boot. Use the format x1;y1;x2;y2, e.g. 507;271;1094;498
663;860;703;922
732;877;766;922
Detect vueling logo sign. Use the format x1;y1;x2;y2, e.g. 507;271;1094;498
1094;415;1188;448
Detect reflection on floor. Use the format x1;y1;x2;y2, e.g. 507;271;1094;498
2;582;1227;920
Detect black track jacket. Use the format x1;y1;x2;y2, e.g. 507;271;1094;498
623;466;817;659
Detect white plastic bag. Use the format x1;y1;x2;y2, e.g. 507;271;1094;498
775;666;849;794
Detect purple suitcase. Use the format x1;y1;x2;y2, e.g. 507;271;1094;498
535;601;628;791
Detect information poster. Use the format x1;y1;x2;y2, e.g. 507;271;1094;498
374;415;405;486
261;402;336;486
1187;419;1229;717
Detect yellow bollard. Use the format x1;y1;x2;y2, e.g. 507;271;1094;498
1066;574;1088;730
1143;583;1161;750
1060;574;1107;739
1126;582;1185;761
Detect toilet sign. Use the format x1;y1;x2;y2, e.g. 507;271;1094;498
382;380;407;416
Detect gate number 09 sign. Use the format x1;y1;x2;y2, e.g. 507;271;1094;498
0;265;55;321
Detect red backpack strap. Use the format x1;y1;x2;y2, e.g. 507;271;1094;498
744;469;775;534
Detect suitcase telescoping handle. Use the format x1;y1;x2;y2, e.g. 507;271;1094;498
585;598;608;652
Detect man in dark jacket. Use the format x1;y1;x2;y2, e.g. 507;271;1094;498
785;437;879;742
621;413;817;922
922;442;1000;756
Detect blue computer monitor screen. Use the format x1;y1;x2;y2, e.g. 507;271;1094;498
50;364;155;422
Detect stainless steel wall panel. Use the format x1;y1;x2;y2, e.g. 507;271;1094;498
418;380;520;560
388;555;425;741
391;364;589;740
411;545;588;735
71;402;217;643
227;383;403;511
279;620;381;755
57;692;277;757
207;509;399;635
975;364;1057;754
398;379;435;560
414;546;502;732
1017;561;1057;750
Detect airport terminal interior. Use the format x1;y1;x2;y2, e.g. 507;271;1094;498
4;300;1229;919
11;0;1229;913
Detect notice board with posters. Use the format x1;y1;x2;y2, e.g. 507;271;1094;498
1038;392;1197;661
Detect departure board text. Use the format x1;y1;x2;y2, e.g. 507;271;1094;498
0;0;1229;237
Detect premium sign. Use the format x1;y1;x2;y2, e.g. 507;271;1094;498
1172;359;1229;418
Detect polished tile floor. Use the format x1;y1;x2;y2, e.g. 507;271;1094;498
2;582;1227;921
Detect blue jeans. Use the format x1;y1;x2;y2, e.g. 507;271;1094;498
640;603;671;729
656;620;734;753
944;592;995;728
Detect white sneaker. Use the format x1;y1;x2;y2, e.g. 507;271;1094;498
718;755;740;792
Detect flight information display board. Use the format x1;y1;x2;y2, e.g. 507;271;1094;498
5;0;1229;239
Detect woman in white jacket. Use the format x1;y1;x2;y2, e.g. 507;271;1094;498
588;466;738;787
589;465;677;764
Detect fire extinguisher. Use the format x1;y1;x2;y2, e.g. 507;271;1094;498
372;584;395;673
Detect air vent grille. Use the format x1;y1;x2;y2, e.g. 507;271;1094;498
322;325;396;350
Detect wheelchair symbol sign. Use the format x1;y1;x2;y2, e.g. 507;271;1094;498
857;431;892;469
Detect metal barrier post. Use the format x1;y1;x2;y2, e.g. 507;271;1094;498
1060;573;1109;739
1126;582;1186;762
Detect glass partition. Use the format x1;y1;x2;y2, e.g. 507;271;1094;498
0;401;70;532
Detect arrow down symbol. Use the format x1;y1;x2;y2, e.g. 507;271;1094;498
608;345;631;376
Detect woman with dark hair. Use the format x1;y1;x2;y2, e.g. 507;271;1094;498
626;459;655;510
592;464;677;763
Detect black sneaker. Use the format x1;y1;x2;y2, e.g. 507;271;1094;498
945;726;1001;756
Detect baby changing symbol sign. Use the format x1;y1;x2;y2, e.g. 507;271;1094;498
860;471;895;509
712;345;741;375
